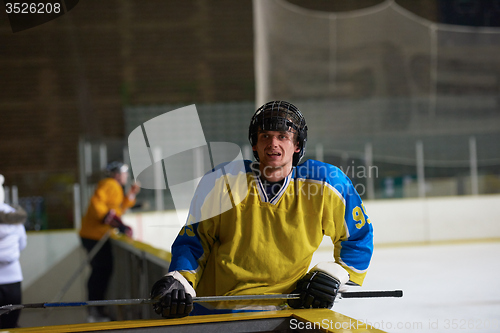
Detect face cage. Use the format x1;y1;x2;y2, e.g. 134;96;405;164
249;101;308;166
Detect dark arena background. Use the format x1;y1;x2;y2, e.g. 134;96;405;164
0;1;499;332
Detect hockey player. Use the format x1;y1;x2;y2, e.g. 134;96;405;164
79;161;139;322
150;101;373;317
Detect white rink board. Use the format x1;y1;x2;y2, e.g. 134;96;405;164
124;194;500;253
366;194;500;244
122;210;186;253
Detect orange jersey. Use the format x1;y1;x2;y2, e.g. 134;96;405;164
79;178;135;240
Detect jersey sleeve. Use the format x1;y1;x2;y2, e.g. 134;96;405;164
334;176;373;286
168;168;225;288
312;161;373;286
119;194;136;215
169;222;206;287
17;223;27;252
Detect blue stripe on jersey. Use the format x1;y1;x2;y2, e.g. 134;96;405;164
169;223;203;273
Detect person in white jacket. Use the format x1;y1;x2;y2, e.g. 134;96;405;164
0;175;27;329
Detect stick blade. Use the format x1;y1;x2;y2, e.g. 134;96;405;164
0;304;22;316
0;308;11;316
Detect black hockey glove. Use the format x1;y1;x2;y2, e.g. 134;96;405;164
150;272;195;318
288;270;341;309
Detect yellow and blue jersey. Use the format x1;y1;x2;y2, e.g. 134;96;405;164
169;159;373;309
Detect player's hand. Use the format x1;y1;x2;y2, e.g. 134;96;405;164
103;209;120;225
288;262;349;309
150;271;196;318
123;226;133;238
130;181;141;195
103;210;132;237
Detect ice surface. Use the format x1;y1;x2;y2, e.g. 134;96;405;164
311;242;500;332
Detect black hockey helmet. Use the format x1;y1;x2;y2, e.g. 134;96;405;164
248;101;308;166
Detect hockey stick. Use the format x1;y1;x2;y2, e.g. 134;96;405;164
0;290;402;316
339;290;403;299
51;230;112;303
0;296;283;316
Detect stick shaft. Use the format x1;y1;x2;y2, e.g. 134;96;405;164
340;290;403;298
194;294;299;303
0;290;402;315
0;295;297;313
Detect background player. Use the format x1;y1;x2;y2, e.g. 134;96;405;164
79;162;139;322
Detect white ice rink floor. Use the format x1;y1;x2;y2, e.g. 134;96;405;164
311;241;500;333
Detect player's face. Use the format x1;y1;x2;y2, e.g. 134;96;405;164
114;171;129;186
253;130;300;179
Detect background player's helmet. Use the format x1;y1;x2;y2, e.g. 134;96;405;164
249;101;308;166
106;161;129;175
